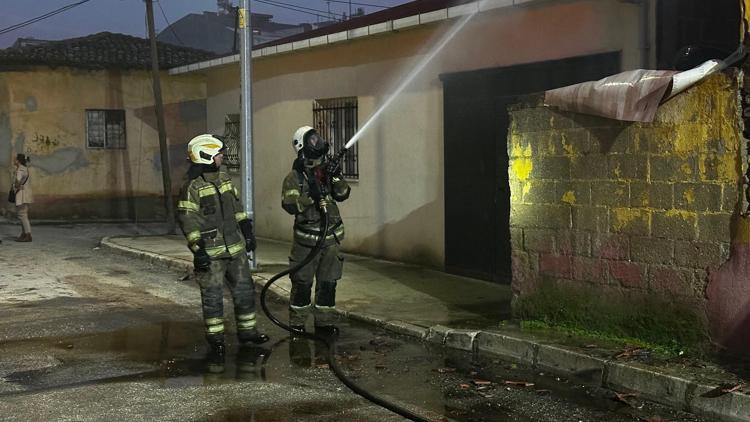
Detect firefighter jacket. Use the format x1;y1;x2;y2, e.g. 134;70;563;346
177;169;249;259
281;167;350;247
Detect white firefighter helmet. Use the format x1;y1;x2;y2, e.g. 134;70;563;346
188;134;225;165
292;126;314;154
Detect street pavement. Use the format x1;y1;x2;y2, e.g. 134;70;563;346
0;223;730;421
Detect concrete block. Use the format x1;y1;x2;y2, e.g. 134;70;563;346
697;213;732;243
607;154;647;180
722;183;740;213
536;345;606;382
608;260;647;289
532;156;571;179
675;241;724;270
292;40;310;50
382;320;428;339
572;256;608;283
604;362;692;409
368;21;392;35
523;180;558;204
648;265;696;296
510;204;571;229
420;9;448;24
572;206;609;233
591;182;629;207
327;31;348;43
444;329;480;352
309;35;328;47
689;384;750;422
592;233;630;260
653;210;697;240
675;183;723;212
572;156;608;180
630;182;673;210
347;312;387;328
393;15;420;30
251;50;261;58
631;237;674;264
276;43;293;53
651;156;698;182
480;0;513;11
524;229;554;253
510;228;524;250
589;127;632;154
609;208;650;236
448;3;479;18
475;332;537;365
555;230;590;256
425;325;451;345
539;254;572;278
555;181;591;206
348;27;369;39
261;46;277;56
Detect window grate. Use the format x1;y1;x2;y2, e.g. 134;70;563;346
313;97;358;179
86;109;126;149
222;114;241;172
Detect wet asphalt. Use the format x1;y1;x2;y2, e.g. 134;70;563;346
0;224;710;421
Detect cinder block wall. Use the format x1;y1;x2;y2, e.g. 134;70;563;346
508;73;743;329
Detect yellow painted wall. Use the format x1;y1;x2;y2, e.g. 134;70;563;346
0;66;206;219
203;0;642;267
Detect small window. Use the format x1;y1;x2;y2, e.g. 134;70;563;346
86;109;126;149
313;97;358;180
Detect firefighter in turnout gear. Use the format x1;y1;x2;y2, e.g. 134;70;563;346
282;126;350;336
177;134;269;354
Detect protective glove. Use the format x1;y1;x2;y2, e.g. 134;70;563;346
193;248;211;272
238;219;256;252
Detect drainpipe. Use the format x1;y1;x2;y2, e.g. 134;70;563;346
639;0;651;68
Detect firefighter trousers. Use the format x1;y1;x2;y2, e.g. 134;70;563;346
194;254;258;338
288;240;343;327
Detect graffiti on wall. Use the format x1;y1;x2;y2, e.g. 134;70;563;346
30;132;61;151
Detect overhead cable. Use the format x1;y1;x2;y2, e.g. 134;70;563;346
0;0;93;36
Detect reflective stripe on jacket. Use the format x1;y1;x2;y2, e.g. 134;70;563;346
177;170;247;259
281;169;349;246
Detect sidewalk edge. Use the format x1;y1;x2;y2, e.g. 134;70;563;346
100;237;750;422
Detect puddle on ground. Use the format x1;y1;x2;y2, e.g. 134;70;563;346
0;317;709;421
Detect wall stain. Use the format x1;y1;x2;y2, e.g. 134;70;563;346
33;147;89;175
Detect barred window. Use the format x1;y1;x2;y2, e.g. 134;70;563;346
313;97;358;179
86;109;126;149
222;114;241;173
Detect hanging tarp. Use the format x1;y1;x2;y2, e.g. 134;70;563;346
543;46;745;123
543;69;676;123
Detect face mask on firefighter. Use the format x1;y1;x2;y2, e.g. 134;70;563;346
303;132;328;159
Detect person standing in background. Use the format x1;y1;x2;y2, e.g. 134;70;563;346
13;154;32;242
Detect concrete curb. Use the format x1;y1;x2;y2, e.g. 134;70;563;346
100;237;750;422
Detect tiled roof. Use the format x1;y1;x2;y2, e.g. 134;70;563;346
0;32;217;70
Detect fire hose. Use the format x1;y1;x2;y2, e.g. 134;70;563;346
258;149;431;422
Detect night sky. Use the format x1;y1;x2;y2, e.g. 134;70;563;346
0;0;410;48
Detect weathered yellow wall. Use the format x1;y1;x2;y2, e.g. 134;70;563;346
508;73;743;299
0;66;206;219
204;0;642;267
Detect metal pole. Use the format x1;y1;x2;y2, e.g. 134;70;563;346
145;0;176;234
239;0;256;269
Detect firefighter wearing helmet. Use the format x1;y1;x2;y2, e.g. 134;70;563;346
177;134;269;355
281;126;350;336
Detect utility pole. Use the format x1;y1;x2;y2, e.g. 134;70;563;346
239;0;257;269
145;0;176;234
349;0;352;20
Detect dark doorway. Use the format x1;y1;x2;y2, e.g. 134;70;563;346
656;0;740;70
441;52;621;283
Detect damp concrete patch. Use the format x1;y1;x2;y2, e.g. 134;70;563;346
33;147;88;175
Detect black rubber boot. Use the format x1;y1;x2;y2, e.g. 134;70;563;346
314;325;339;339
237;328;270;345
206;334;226;356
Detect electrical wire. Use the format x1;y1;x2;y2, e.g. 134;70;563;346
314;0;390;9
0;0;93;36
254;0;345;22
156;0;185;46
